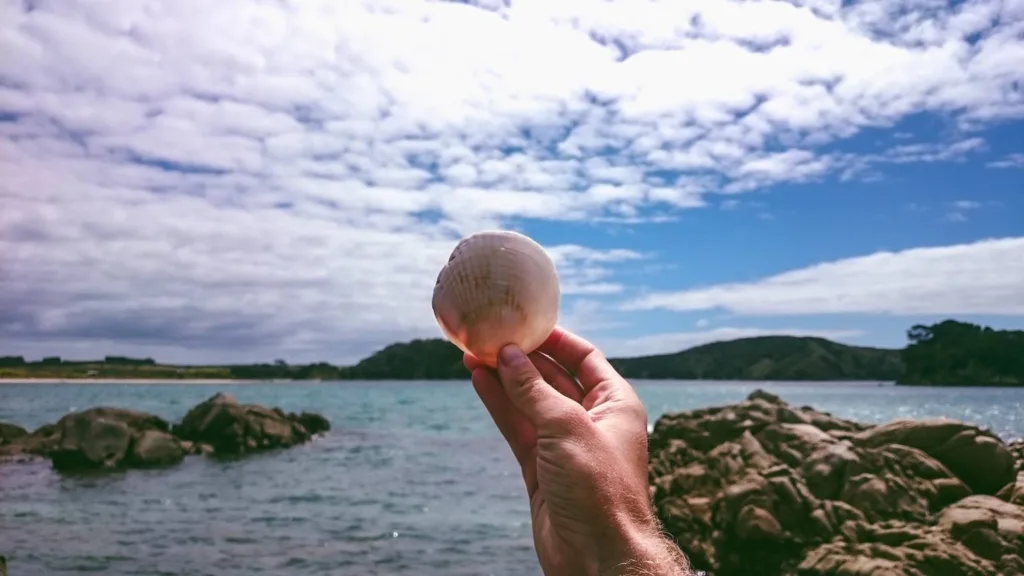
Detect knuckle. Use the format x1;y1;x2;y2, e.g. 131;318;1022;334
516;375;547;400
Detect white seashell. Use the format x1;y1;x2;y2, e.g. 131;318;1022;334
432;230;561;368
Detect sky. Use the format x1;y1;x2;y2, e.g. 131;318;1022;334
0;0;1022;365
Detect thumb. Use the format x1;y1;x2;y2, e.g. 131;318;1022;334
496;344;585;433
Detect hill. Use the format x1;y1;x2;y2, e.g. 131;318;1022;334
607;336;903;381
338;339;465;380
898;320;1024;386
3;319;1020;384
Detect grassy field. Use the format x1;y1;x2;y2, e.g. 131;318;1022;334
0;363;235;380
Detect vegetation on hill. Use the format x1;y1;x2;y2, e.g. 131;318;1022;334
0;355;234;379
607;336;903;381
338;339;465;380
897;320;1024;386
1;319;1019;385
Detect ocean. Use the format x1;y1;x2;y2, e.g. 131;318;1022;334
1;381;1022;575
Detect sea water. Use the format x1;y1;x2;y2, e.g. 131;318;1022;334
0;381;1021;575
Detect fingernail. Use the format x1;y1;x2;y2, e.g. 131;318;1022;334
498;344;526;367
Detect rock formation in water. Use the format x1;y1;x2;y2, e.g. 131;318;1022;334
0;392;330;472
649;389;1024;576
173;391;330;455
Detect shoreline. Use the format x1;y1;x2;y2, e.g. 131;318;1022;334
0;378;268;385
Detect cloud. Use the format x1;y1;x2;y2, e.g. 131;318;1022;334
602;327;868;358
1;0;1022;361
558;298;628;335
942;199;983;221
988;153;1024;169
623;237;1024;316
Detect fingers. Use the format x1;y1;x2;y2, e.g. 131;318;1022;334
468;351;583;404
464;352;486;373
538;326;621;393
470;367;528;466
529;351;584;404
496;344;586;434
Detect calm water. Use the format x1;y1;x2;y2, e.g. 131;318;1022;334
1;381;1022;575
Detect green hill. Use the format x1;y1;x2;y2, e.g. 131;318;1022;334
608;336;903;381
338;339;464;380
898;320;1024;386
335;334;904;381
3;319;1021;385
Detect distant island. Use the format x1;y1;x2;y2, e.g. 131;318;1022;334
1;320;1021;386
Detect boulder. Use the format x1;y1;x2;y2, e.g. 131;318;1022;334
798;520;998;576
853;419;1016;495
0;422;28;445
172;392;330;456
129;430;186;468
0;391;330;472
0;422;60;462
996;472;1024;506
649;389;1024;576
47;407;179;471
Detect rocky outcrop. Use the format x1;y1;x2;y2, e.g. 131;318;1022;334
173;392;328;455
0;422;59;462
649;390;1024;576
0;422;28;445
46;408;185;471
0;392;329;472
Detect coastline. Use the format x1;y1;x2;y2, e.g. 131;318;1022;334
0;378;267;385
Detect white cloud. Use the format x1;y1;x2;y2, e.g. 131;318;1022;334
0;0;1021;361
988;153;1024;168
601;327;868;358
623;237;1024;316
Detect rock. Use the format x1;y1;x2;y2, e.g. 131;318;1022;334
48;407;174;471
802;441;860;500
853;419;1016;495
996;471;1024;506
172;392;330;456
658;495;715;571
294;411;330;435
649;389;1024;576
1008;439;1024;471
748;389;783;404
798;520;997;576
938;496;1024;563
129;430;185;468
0;422;28;445
0;391;329;472
0;428;59;463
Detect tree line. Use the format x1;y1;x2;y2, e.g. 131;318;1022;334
3;320;1022;385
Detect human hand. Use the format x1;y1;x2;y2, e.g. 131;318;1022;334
465;326;692;576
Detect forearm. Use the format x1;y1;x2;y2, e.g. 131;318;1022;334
596;514;695;576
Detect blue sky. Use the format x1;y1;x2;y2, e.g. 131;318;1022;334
0;0;1022;364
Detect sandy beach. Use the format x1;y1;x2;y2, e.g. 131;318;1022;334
0;378;270;385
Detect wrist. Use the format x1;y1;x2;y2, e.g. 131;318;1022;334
595;512;692;576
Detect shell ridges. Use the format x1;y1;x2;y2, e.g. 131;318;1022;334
431;230;561;367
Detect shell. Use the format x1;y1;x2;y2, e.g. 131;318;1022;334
432;230;561;368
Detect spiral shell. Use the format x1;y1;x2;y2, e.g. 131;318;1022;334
431;230;561;367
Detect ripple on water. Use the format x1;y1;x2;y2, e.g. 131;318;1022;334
1;381;1021;575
